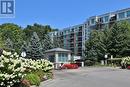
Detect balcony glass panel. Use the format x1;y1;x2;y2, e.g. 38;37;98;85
127;10;130;17
91;19;95;24
104;16;109;22
118;12;125;19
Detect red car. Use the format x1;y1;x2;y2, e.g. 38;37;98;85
61;63;79;69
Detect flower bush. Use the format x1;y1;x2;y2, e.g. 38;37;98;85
121;57;130;69
121;57;130;65
0;50;54;87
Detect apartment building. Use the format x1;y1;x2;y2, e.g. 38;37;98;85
49;24;84;56
49;8;130;57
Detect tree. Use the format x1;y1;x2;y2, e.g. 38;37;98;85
26;32;43;59
53;37;63;48
84;21;130;61
21;41;28;52
23;23;54;41
42;34;53;51
0;33;4;49
0;23;25;53
4;38;14;51
108;21;130;57
85;30;100;61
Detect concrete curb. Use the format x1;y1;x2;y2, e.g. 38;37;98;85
39;79;53;87
30;79;53;87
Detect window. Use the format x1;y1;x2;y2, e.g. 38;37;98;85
88;21;90;26
48;55;55;62
58;53;68;62
99;17;103;23
91;18;95;24
126;10;130;17
118;12;125;19
104;16;109;22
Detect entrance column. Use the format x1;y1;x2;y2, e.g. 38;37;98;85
55;52;59;69
68;53;71;63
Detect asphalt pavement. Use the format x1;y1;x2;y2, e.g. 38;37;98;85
40;67;130;87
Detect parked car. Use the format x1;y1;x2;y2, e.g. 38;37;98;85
61;63;79;69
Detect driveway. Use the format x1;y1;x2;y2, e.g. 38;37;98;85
40;67;130;87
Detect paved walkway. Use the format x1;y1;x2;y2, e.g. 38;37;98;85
40;67;130;87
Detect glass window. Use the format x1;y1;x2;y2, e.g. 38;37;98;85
104;16;109;22
126;10;130;17
118;12;125;19
91;19;95;24
100;17;103;23
58;53;68;62
58;53;61;62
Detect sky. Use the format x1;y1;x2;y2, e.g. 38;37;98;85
0;0;130;29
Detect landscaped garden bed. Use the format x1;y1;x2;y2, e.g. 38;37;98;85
0;50;54;87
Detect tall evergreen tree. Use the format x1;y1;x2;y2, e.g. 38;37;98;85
42;34;53;51
108;21;130;57
53;37;63;48
26;32;43;59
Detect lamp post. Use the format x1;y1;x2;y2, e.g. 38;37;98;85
104;54;108;65
21;51;26;58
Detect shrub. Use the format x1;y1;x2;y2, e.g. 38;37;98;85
33;70;44;81
0;51;26;87
121;57;130;69
24;73;40;86
0;50;54;87
85;60;95;66
108;58;122;66
45;72;53;79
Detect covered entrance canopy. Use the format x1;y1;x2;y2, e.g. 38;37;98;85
45;48;72;69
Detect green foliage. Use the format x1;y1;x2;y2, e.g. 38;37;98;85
33;70;44;81
0;33;4;49
4;38;14;51
26;32;43;59
85;21;130;61
108;21;130;57
53;37;63;48
24;73;40;86
85;59;95;66
108;58;122;66
44;71;53;79
42;34;53;52
0;23;25;53
0;23;56;54
23;23;53;41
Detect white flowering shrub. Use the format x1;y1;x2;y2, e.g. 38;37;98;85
121;57;130;65
0;51;26;87
0;50;54;87
21;58;53;72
